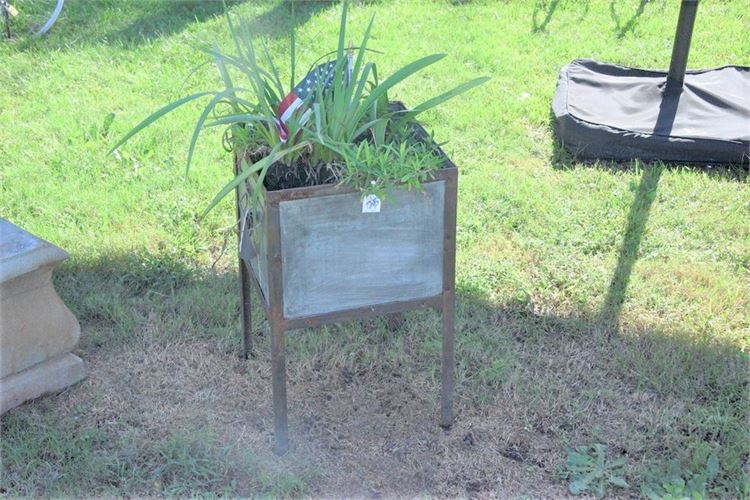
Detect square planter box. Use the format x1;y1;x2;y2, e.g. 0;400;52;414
234;105;457;455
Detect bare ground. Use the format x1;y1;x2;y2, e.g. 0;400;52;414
23;306;731;500
48;335;577;498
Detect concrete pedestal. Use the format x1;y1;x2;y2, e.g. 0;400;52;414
0;219;86;414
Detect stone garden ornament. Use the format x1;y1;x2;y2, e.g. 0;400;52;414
0;219;86;414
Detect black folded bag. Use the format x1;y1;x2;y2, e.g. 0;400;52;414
552;60;749;164
552;1;749;165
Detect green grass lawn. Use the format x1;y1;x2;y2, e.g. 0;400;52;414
1;0;748;497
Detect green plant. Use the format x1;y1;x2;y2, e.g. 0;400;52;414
110;0;487;218
641;453;720;500
339;137;443;201
565;443;628;497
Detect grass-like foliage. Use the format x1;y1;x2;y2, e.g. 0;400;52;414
340;137;444;201
109;0;487;217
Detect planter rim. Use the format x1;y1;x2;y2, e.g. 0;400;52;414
236;101;458;205
265;166;456;205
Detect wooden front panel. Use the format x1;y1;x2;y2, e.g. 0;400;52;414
278;181;445;319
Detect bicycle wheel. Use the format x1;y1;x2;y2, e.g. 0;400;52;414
11;0;64;37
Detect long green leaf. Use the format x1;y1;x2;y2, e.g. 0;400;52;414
202;47;275;107
351;117;385;142
202;145;280;218
303;47;383;77
328;57;350;140
204;114;273;128
179;59;212;93
344;14;375;105
290;0;296;89
353;53;446;127
330;0;351;138
261;41;285;98
343;62;373;137
337;0;348;63
185;87;249;177
399;76;490;122
108;91;215;154
202;47;260;92
200;141;309;218
211;43;238;109
224;8;245;64
313;103;325;144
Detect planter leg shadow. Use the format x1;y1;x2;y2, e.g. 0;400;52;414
236;164;255;360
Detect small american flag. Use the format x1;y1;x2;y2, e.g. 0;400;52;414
275;61;337;142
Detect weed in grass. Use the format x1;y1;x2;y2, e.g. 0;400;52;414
258;467;312;498
641;452;721;500
564;443;628;497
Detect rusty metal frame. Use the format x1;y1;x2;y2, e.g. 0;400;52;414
235;161;253;360
235;117;457;456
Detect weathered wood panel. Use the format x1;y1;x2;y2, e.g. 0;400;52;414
278;181;445;319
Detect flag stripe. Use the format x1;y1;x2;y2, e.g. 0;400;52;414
280;98;303;123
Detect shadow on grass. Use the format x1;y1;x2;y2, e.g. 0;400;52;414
193;0;333;42
531;0;591;33
547;105;747;333
609;0;653;38
9;0;332;51
452;290;748;495
106;0;254;47
598;165;661;330
53;252;247;351
529;0;664;37
17;248;749;496
456;287;748;398
531;0;561;33
55;249;748;410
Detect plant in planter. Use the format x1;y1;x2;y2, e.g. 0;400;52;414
111;1;487;455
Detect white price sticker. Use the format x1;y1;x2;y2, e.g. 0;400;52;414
362;194;381;213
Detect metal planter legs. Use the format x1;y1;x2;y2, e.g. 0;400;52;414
234;123;458;455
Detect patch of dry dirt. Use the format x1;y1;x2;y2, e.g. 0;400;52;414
55;337;574;498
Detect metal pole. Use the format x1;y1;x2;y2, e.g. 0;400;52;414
440;171;458;429
266;199;288;456
240;261;253;358
667;0;699;89
235;160;253;359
